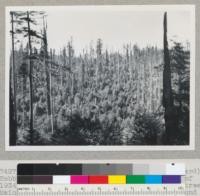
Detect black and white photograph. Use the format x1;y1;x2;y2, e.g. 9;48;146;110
5;5;195;150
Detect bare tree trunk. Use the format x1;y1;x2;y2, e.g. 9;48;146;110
117;53;120;88
10;12;17;145
43;19;53;133
163;12;176;144
49;69;54;133
150;55;153;112
62;47;67;89
49;51;54;133
105;50;109;71
81;59;85;100
50;49;54;133
71;73;74;101
96;39;102;87
22;77;26;132
129;50;133;81
45;57;51;117
67;42;74;114
9;68;17;145
27;11;34;144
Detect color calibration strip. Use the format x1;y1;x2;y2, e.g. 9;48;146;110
17;175;183;185
17;163;185;185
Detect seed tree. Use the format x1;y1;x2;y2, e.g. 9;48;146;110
163;12;178;144
10;11;46;144
10;11;26;145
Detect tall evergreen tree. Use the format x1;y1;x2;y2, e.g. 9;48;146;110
11;11;45;144
171;41;190;144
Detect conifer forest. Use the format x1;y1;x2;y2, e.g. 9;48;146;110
8;10;190;146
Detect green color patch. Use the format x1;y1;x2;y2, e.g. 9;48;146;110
126;175;145;184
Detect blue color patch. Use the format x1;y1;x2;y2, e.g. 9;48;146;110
145;175;162;184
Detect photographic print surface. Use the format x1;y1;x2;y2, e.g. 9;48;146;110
5;5;195;150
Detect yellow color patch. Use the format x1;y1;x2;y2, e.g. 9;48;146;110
108;175;126;184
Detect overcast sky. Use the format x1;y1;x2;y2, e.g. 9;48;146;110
44;6;193;54
8;5;194;55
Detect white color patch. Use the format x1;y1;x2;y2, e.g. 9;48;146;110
53;176;70;184
166;163;185;175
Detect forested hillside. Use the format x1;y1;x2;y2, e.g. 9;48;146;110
9;11;190;146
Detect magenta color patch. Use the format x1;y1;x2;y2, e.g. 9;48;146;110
70;175;88;184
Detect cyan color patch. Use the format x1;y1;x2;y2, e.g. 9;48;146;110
145;175;162;184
